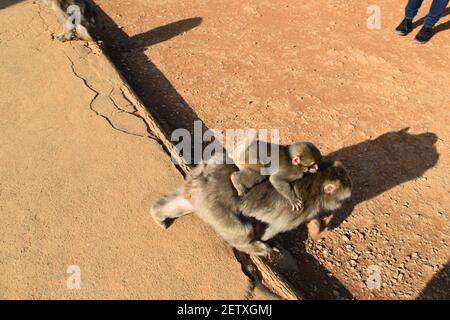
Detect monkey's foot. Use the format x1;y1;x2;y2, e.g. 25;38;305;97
232;184;248;196
154;219;170;229
237;189;248;197
53;33;71;42
307;219;322;240
291;199;304;211
230;174;248;196
54;33;66;42
244;241;273;257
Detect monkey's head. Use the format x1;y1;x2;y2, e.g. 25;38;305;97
314;161;352;211
288;142;322;173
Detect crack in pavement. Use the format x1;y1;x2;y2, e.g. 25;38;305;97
108;87;158;139
36;2;50;33
65;54;157;140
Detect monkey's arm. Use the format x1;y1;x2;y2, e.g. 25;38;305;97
269;174;303;211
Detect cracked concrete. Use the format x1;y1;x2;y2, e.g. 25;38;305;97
0;0;250;299
65;54;157;139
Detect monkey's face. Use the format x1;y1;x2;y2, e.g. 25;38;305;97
290;142;322;173
323;180;352;201
292;156;319;173
320;163;352;209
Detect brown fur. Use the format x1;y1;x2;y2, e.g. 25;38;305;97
231;141;322;211
151;158;351;256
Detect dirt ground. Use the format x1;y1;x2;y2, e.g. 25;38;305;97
0;1;251;299
92;0;449;299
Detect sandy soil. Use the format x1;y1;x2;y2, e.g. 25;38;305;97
92;0;449;299
0;1;250;299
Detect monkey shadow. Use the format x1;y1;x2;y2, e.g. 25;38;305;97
0;0;25;10
412;7;450;39
417;260;450;300
323;128;439;229
90;4;205;137
276;128;439;299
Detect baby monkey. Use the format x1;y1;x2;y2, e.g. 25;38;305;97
44;0;96;42
231;140;322;211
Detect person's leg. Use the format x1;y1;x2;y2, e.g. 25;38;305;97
405;0;425;19
424;0;449;28
397;0;424;35
415;0;449;43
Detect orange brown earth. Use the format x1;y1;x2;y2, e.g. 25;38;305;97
93;0;449;299
0;0;251;299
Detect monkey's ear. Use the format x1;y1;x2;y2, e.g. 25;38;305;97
292;156;302;165
324;183;337;194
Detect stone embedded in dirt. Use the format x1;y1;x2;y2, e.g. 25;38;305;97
342;235;351;242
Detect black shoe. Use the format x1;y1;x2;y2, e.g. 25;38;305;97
414;27;433;44
395;18;413;35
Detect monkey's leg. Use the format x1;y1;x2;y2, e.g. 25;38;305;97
48;1;74;42
269;175;303;211
75;24;93;41
150;190;195;229
260;224;283;242
307;219;321;240
55;28;74;42
231;170;265;196
234;241;273;257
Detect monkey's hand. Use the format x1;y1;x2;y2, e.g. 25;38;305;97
307;219;322;240
54;32;72;42
290;198;304;211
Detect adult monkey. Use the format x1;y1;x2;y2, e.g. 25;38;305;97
151;158;351;256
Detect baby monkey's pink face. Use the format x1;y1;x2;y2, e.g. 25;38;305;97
291;156;319;173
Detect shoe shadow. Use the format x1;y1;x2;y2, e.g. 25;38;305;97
412;7;450;38
322;128;439;229
433;18;450;37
